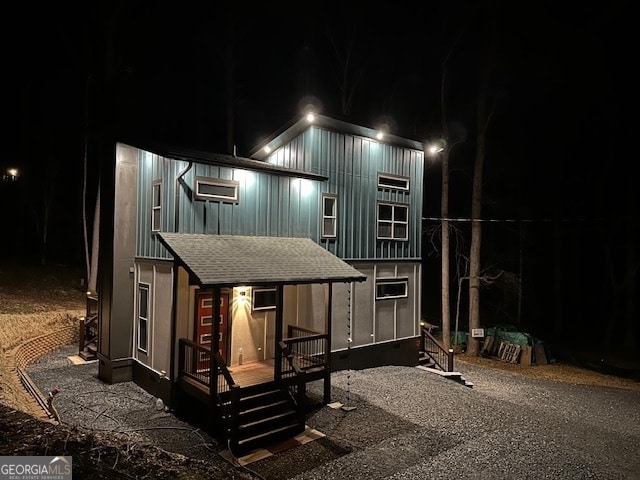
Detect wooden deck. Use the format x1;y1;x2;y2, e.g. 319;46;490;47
228;360;275;387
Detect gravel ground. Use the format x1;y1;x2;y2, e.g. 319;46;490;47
27;344;640;480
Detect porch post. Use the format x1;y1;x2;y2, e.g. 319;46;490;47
274;284;283;381
210;287;221;399
324;282;333;404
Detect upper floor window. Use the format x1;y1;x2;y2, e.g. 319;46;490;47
378;173;410;191
375;278;408;300
322;194;338;239
377;202;408;241
152;180;161;232
195;176;240;203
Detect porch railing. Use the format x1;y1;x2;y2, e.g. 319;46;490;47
178;339;240;439
420;325;454;372
283;325;327;372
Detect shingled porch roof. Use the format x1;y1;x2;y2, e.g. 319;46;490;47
157;233;367;287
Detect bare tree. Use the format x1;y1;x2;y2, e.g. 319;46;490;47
324;18;369;117
467;3;497;356
32;149;57;266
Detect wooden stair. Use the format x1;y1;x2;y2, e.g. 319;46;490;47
416;364;474;388
229;381;305;457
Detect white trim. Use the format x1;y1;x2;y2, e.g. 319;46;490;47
376;202;409;241
321;193;338;239
137;282;151;354
252;287;277;311
377;172;410;191
375;277;409;300
194;176;240;203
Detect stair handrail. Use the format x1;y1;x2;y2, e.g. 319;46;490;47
421;325;454;372
278;341;303;375
212;351;241;448
277;341;307;425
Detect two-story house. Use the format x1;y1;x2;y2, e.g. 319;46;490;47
96;113;424;455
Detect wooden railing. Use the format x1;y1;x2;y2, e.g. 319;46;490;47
277;341;307;425
283;325;327;373
420;326;454;372
178;339;240;441
78;294;98;358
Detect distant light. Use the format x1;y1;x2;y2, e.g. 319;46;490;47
306;113;315;123
376;132;384;140
263;146;272;154
8;168;18;177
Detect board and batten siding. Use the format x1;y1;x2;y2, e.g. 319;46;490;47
136;150;324;259
265;127;424;260
134;124;423;263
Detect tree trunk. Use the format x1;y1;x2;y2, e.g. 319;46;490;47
467;141;484;356
83;134;91;284
88;181;100;294
467;79;494;357
441;148;451;350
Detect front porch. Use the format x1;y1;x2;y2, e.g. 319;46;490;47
175;325;330;456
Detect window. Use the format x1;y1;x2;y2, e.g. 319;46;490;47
377;202;408;241
195;176;240;203
376;278;408;300
378;173;410;191
138;283;150;353
322;194;338;239
252;287;277;311
152;181;161;232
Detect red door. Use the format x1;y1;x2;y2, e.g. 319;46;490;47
196;292;229;371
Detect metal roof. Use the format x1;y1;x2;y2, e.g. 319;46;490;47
249;114;424;160
157;233;367;287
121;142;328;182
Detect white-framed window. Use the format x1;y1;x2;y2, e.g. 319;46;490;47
137;283;150;353
376;278;409;300
377;202;409;241
322;193;338;239
252;287;277;311
377;173;410;191
152;180;161;232
194;176;240;203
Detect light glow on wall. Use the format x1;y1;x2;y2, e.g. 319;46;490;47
293;178;314;196
233;168;255;187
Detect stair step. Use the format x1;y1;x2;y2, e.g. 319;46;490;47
239;410;298;439
240;399;289;421
78;351;97;361
234;422;305;456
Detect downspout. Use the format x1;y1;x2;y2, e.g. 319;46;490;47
170;162;191;407
175;161;193;232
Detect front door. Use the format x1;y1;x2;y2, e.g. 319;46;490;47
196;291;229;370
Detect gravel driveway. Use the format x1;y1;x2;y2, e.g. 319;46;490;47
27;345;640;479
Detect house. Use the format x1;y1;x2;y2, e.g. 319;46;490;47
95;114;424;454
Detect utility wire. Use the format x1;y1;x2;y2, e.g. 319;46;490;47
422;216;597;223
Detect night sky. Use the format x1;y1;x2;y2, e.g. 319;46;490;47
1;1;637;363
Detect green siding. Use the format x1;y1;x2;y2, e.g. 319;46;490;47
266;127;424;260
135;124;423;263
